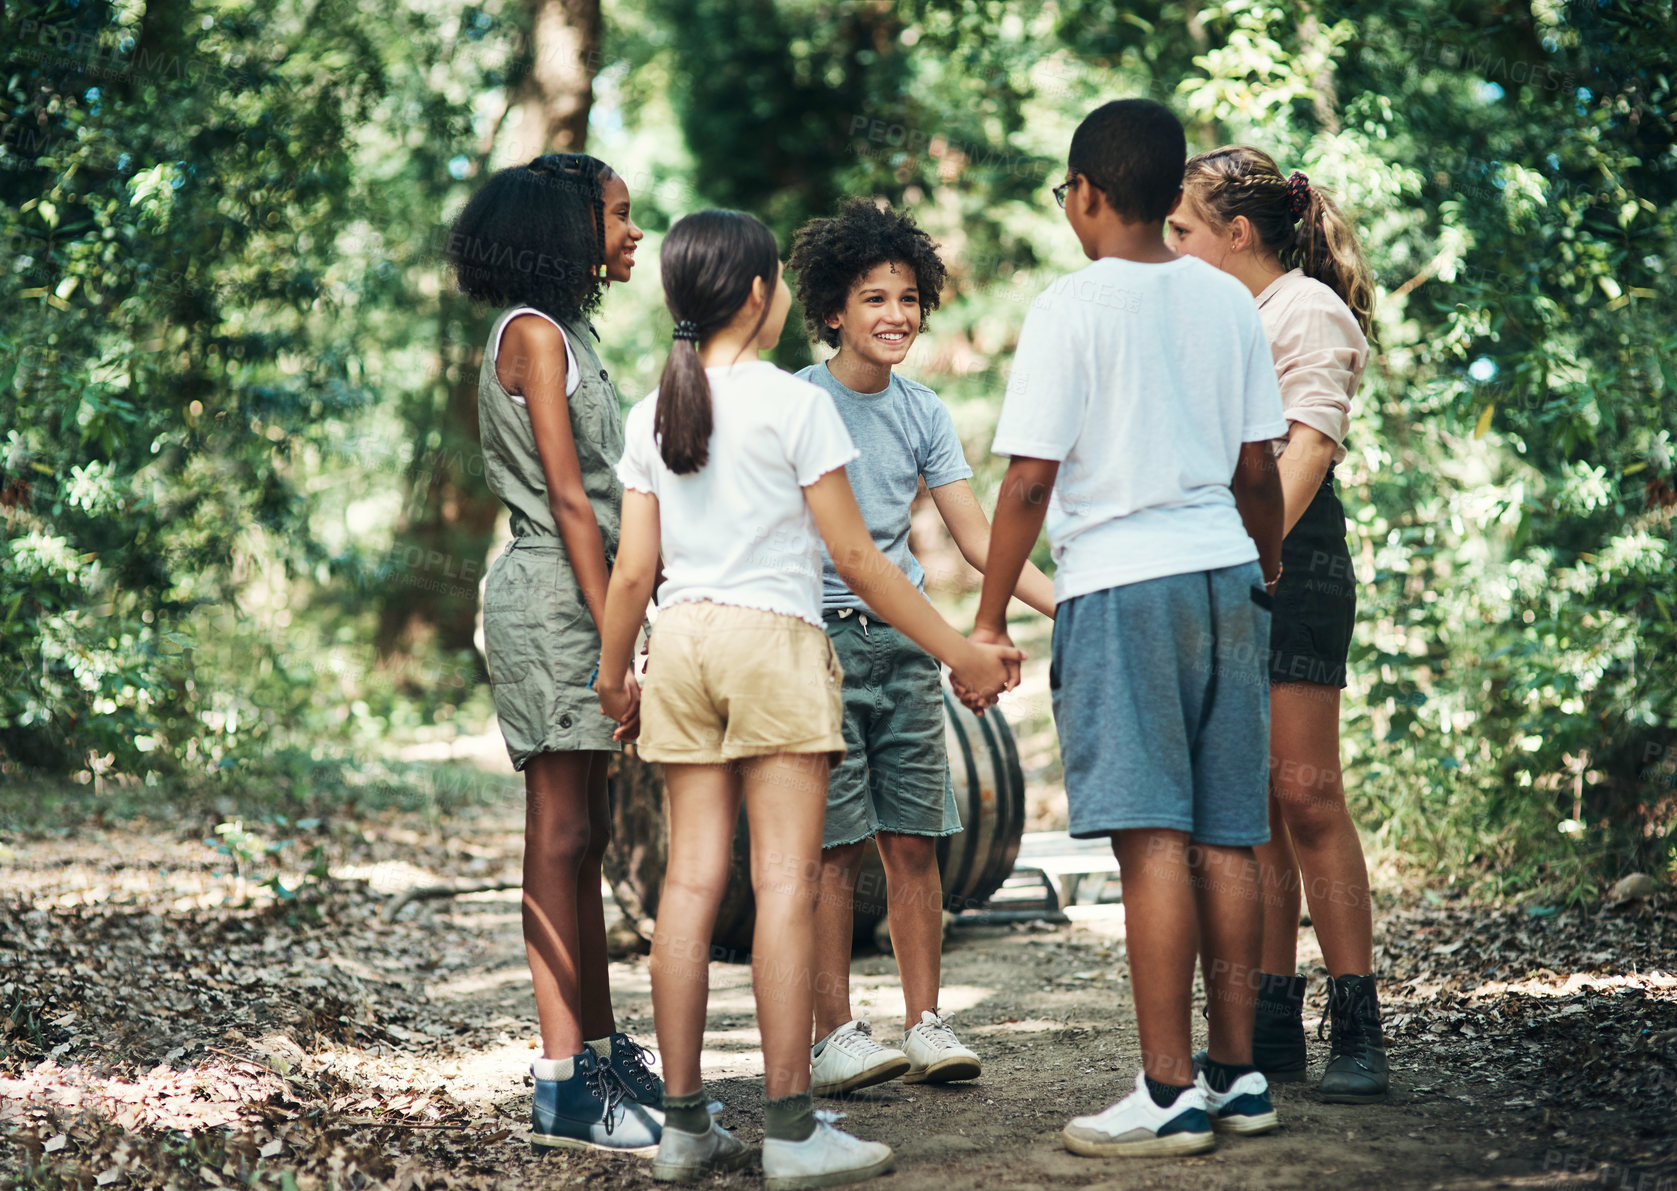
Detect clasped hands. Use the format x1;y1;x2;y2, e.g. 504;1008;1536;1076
950;625;1025;715
596;639;650;743
596;667;641;742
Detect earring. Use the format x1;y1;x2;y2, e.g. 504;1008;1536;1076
597;263;609;280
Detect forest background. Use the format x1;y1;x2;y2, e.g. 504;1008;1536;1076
4;0;1675;903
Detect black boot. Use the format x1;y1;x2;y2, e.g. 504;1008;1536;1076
1191;971;1306;1082
1319;974;1390;1103
1252;972;1308;1082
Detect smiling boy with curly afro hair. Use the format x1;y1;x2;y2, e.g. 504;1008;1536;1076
790;198;948;349
788;198;1057;1102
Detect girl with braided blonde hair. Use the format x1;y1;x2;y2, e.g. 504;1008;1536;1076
1168;146;1388;1104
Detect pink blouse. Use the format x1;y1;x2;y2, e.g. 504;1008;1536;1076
1255;268;1367;466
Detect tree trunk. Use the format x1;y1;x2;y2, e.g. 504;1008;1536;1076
505;0;602;161
1298;11;1340;135
373;0;600;666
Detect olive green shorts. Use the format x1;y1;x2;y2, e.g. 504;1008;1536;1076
822;609;960;850
482;540;621;769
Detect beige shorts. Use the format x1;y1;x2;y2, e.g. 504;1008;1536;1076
637;601;847;766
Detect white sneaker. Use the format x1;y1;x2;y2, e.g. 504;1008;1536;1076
1062;1069;1216;1157
762;1110;894;1191
901;1009;981;1084
1195;1068;1279;1135
809;1019;910;1096
651;1119;752;1182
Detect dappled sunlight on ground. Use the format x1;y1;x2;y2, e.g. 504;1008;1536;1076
4;774;1674;1188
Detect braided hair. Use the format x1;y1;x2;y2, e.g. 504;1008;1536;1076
1182;146;1376;335
447;153;615;324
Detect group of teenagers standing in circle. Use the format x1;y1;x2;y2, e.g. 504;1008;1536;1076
450;96;1389;1189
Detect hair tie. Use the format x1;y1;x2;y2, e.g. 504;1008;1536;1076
672;319;701;343
1286;171;1312;221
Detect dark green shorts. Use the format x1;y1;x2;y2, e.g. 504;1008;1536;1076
822;609;960;849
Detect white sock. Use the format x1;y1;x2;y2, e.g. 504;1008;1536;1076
533;1055;575;1081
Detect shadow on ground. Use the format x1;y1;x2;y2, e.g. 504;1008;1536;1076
2;778;1673;1189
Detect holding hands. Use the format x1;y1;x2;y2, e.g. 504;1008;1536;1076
950;626;1024;713
597;666;642;742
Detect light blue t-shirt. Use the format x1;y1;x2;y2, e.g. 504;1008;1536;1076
796;362;973;611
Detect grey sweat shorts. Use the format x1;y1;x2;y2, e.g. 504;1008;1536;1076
1050;563;1272;847
482;540;621;769
822;609;960;850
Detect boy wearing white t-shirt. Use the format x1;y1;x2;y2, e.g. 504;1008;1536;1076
973;99;1289;1157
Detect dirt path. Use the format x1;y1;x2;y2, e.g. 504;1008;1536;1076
3;787;1674;1190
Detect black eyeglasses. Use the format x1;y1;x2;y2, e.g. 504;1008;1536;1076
1053;172;1100;209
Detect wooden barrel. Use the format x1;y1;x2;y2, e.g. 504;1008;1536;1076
604;689;1026;959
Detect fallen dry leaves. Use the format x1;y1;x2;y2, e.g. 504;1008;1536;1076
3;804;1675;1189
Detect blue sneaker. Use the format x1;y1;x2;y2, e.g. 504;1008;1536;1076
607;1033;665;1109
1196;1068;1280;1135
531;1050;661;1155
1062;1070;1215;1157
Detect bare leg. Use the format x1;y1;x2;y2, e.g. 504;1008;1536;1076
1191;843;1262;1067
812;840;867;1039
523;750;615;1059
1253;792;1304;974
651;762;740;1097
1112;829;1199;1087
576;753;616;1040
744;752;830;1100
875;831;943;1031
1269;683;1373;976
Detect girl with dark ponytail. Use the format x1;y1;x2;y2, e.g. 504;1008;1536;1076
595;209;1021;1187
650;210;781;473
1168;147;1388;1104
449;154;666;1154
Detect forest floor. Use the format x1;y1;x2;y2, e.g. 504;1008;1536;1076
3;770;1675;1191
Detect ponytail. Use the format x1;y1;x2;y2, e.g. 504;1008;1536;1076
1292;185;1376;336
1183;146;1377;336
654;210;781;475
654;335;713;474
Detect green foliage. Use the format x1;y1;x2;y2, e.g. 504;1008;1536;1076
210;816;326;900
2;0;391;773
5;0;1673;895
2;0;509;779
1321;0;1677;890
1065;0;1677;889
637;0;1677;889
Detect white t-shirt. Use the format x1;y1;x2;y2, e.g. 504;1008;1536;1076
616;361;860;627
992;255;1288;604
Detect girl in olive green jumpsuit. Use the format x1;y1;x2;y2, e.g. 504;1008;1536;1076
448;153;661;1152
